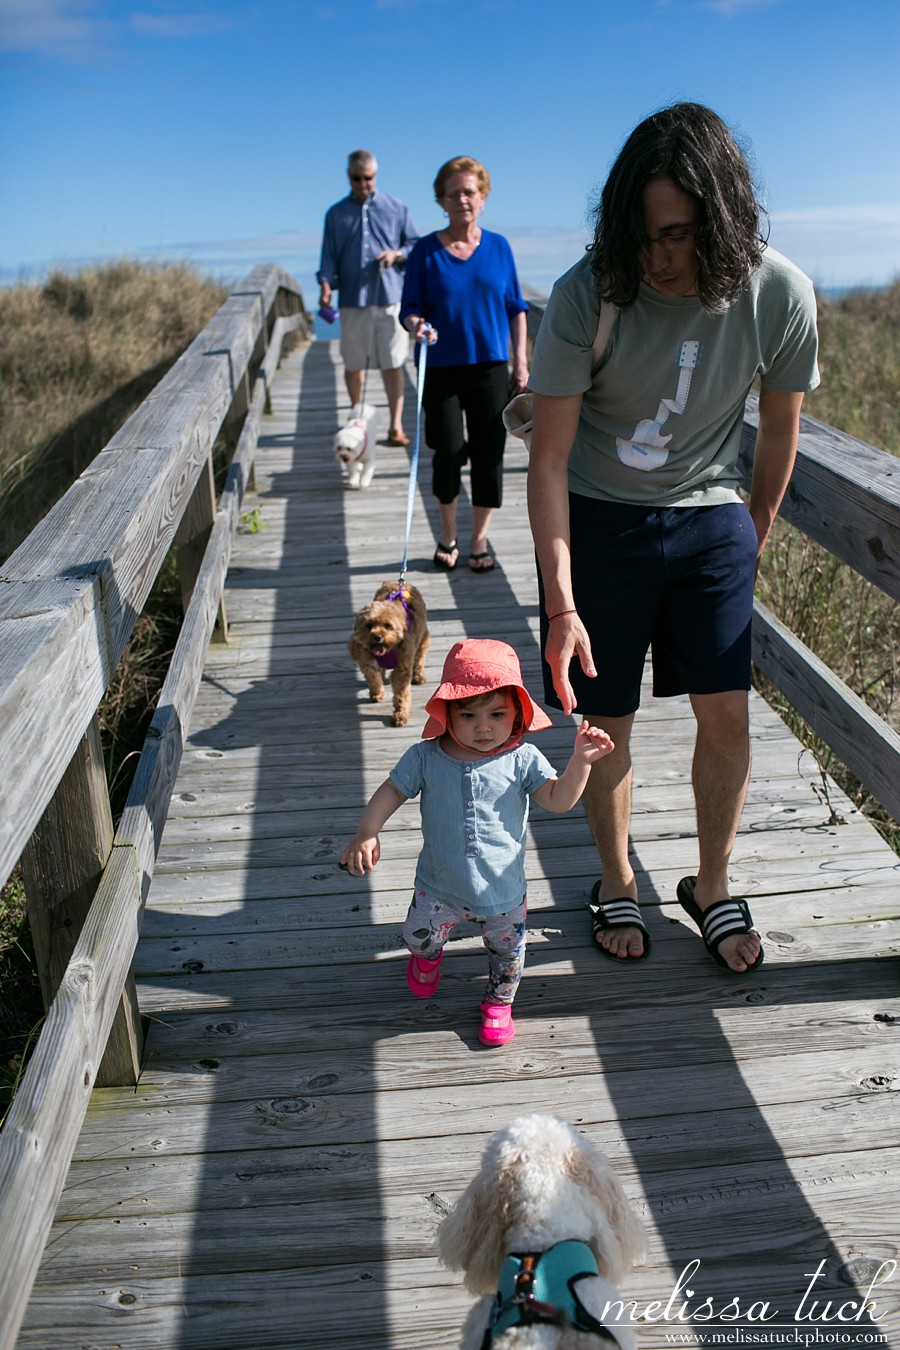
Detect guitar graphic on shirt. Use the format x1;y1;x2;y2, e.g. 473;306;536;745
616;340;703;471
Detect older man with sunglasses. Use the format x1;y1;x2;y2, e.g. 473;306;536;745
318;150;420;446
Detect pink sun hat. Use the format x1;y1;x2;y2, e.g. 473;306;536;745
422;639;553;740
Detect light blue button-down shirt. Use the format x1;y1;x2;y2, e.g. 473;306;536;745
390;738;557;915
317;190;419;308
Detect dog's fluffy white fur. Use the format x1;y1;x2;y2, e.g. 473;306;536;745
348;581;429;727
438;1115;644;1350
333;402;377;489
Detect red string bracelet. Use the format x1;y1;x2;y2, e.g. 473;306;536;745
547;609;577;623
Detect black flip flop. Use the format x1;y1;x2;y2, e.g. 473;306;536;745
588;881;651;960
433;540;458;571
676;875;764;971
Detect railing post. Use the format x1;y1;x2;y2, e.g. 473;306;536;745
175;451;228;641
228;368;257;491
19;717;143;1086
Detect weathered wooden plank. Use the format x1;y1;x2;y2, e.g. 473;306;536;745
147;818;896;879
129;912;900;983
123;989;900;1105
150;790;854;849
48;1134;898;1226
28;1170;900;1281
137;879;900;939
63;1053;900;1163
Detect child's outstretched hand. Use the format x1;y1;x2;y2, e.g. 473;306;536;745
340;834;381;876
573;720;615;763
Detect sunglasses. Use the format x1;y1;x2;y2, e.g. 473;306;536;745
351;174;375;182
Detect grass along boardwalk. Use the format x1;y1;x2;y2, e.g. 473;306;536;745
16;337;900;1349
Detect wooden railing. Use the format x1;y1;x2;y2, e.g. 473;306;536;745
0;265;312;1350
525;293;900;821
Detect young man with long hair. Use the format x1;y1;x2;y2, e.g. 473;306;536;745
527;103;819;973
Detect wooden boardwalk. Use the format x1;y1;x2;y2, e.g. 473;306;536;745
17;338;900;1349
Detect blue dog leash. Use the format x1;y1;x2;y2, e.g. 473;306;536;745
396;327;433;590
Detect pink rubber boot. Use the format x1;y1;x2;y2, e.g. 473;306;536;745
407;952;442;997
479;1001;515;1046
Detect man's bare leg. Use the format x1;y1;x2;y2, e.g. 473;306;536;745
382;366;405;440
582;714;645;958
687;690;759;972
345;369;363;408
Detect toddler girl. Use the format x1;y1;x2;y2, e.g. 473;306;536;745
340;639;613;1045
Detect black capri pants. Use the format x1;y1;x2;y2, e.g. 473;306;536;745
423;360;509;508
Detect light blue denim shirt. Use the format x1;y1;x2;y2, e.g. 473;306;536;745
317;190;419;308
390;738;557;916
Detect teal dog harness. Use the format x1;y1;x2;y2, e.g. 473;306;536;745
482;1240;617;1344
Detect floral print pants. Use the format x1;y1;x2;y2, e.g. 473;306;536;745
402;887;527;1005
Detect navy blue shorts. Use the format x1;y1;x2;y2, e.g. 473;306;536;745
538;495;758;717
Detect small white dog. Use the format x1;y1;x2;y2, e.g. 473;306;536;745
333;402;377;489
438;1115;644;1349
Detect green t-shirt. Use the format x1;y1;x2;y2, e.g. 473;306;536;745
529;249;820;506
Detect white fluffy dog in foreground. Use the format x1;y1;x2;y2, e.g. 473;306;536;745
438;1115;644;1349
333;401;377;489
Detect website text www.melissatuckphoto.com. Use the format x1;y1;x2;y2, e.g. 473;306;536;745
661;1329;889;1347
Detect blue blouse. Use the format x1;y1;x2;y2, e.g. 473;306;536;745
399;229;528;368
389;738;556;915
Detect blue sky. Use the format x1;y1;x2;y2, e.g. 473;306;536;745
1;0;898;300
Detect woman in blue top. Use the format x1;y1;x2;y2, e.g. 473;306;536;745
400;157;529;572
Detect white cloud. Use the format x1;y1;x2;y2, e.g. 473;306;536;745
129;10;236;39
768;204;900;289
699;0;784;13
0;0;112;57
0;1;235;57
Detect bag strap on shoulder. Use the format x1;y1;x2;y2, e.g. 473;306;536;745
590;300;617;372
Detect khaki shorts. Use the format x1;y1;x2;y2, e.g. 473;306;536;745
339;304;409;371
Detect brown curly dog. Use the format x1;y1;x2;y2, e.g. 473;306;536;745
348;582;430;727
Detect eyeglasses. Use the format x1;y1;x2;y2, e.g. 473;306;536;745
350;173;375;183
445;188;479;202
640;231;697;254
